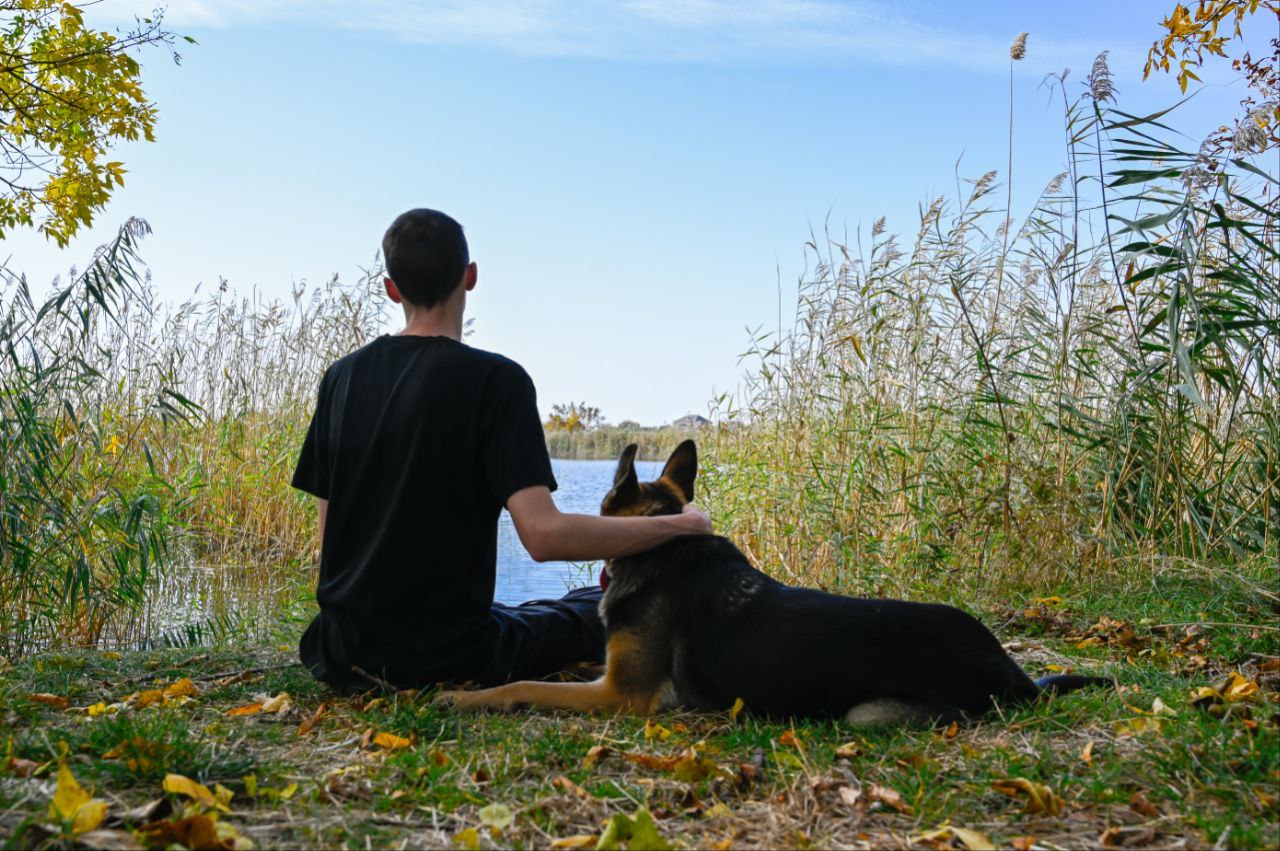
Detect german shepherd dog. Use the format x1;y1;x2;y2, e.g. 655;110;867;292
437;441;1109;725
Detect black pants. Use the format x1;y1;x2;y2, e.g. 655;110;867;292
475;585;606;686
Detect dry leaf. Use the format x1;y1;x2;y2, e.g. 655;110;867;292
837;786;860;807
550;837;596;849
478;802;514;830
163;678;200;699
1080;740;1094;765
4;756;38;777
582;744;611;769
729;696;745;722
138;814;224;850
778;729;802;748
834;741;861;759
297;701;331;735
645;719;673;742
916;825;995;850
261;692;291;715
163;773;232;813
73;829;144;850
552;775;591;799
991;778;1064;816
49;759;108;835
940;721;959;740
28;693;70;708
372;732;411;750
226;702;263;717
453;826;480;850
1009;837;1037;851
1129;791;1160;817
866;783;913;815
133;690;165;709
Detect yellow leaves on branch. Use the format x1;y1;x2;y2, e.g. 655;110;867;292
0;0;174;244
1144;1;1279;93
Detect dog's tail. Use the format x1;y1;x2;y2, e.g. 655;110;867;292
1034;674;1113;696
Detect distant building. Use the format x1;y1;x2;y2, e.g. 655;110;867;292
672;414;710;429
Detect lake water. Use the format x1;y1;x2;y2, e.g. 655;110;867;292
105;457;660;649
494;457;662;603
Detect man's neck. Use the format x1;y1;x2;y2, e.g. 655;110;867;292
397;301;464;341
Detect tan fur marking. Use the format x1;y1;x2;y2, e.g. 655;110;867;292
435;632;663;715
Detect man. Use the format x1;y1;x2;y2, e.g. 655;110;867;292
291;209;711;692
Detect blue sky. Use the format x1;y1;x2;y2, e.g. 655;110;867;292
3;1;1268;424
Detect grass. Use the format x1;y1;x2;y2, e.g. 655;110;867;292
2;569;1276;849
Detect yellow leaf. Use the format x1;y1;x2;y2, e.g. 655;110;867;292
163;773;230;813
729;697;745;722
261;692;291;715
227;702;264;717
453;827;480;850
991;778;1064;816
49;759;108;835
916;826;995;851
645;719;672;742
163;678;199;699
133;689;165;709
373;732;411;750
1080;740;1094;765
478;802;514;829
550;836;596;849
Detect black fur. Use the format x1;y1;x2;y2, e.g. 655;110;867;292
600;442;1110;724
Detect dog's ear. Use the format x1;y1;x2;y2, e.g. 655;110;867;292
602;443;640;513
660;439;697;502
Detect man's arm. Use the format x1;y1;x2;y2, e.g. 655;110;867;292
506;485;710;563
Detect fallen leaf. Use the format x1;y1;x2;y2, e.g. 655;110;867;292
297;701;332;735
866;783;913;815
73;829;145;850
1009;837;1036;851
550;836;596;849
1129;791;1159;817
261;692;291;715
838;786;860;807
834;741;861;759
583;744;611;769
372;732;411;751
226;702;263;717
729;697;745;722
138;814;225;850
49;758;108;836
133;690;165;709
1080;740;1094;765
991;778;1063;816
3;756;39;777
778;729;802;748
28;693;70;708
1100;826;1160;848
940;721;959;740
552;775;591;799
645;719;673;742
163;773;232;813
915;825;995;850
453;827;480;850
163;678;200;699
478;802;514;830
597;805;670;851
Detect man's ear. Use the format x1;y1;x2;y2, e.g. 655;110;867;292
464;261;478;292
602;443;640;511
384;277;403;304
660;439;697;502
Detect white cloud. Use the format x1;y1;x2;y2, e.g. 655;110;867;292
93;1;1117;72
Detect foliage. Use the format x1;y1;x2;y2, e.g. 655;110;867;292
544;401;604;433
0;219;191;654
544;423;699;461
0;1;186;245
1145;0;1279;149
703;79;1278;595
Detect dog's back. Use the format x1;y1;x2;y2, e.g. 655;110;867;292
604;532;1041;722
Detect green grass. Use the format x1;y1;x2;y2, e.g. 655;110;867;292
2;585;1276;849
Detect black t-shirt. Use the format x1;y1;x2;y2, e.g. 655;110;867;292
291;334;557;688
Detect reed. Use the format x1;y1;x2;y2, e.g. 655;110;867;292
702;77;1278;599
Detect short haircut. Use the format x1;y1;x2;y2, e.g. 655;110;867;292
381;209;470;308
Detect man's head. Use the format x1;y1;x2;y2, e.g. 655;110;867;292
382;209;476;309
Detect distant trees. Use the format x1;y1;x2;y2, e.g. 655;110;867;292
544;402;603;433
0;2;188;244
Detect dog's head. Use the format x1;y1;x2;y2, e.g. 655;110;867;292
601;439;697;517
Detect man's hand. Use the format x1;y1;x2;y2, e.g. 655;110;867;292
678;502;712;535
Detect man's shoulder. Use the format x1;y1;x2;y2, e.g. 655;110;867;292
326;337;533;384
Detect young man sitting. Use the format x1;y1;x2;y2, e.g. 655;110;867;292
291;208;711;692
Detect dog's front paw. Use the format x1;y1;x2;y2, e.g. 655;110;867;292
432;689;471;709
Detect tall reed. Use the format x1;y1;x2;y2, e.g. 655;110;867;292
702;78;1278;598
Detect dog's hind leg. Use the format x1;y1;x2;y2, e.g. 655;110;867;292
844;699;955;728
435;677;636;713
